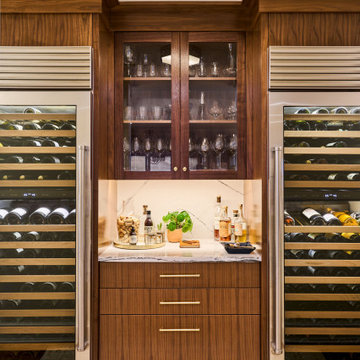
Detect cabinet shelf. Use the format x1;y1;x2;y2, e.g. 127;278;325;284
285;259;360;267
0;326;75;334
0;164;75;170
285;243;360;250
0;343;75;351
285;225;360;233
124;77;171;81
0;309;75;317
189;77;236;81
0;241;75;249
285;164;360;171
189;120;237;124
0;180;75;187
0;130;75;137
284;130;360;138
284;114;360;121
0;274;75;283
285;328;360;335
123;120;171;124
285;181;360;188
0;225;75;232
1;258;75;266
285;293;360;301
284;147;360;155
0;292;75;300
0;147;75;154
285;276;360;284
0;113;75;121
285;311;360;319
286;345;360;353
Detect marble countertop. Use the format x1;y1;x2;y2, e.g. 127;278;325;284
98;238;261;263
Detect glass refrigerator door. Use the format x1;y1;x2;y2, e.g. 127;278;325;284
0;93;91;360
283;105;360;360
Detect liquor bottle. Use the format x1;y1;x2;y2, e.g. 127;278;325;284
322;210;342;225
48;208;69;224
327;173;346;181
198;91;205;120
129;226;137;245
29;207;51;224
219;206;231;242
231;209;238;242
42;138;60;147
301;208;326;225
0;209;9;224
235;204;248;243
213;196;221;241
341;233;360;242
65;209;76;224
144;210;153;235
327;208;358;226
5;207;28;224
23;231;40;241
347;172;360;180
284;210;295;225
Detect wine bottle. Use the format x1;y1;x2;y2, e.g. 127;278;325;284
5;207;28;224
22;231;40;242
23;139;42;147
287;233;308;242
305;158;328;164
37;282;57;292
350;251;360;259
291;249;309;259
308;249;330;259
328;208;359;226
0;299;21;309
22;121;41;130
42;138;60;147
292;120;311;130
17;248;41;258
19;282;35;292
65;209;76;224
341;233;360;242
47;208;69;224
6;123;23;130
57;171;73;180
40;155;60;163
2;155;24;163
292;141;311;147
307;233;326;242
322;211;342;225
329;284;351;293
284;250;297;259
301;208;326;225
0;209;9;224
60;122;76;130
308;266;331;276
284;210;295;225
347;172;360;181
328;250;350;259
325;140;347;147
29;207;51;224
61;155;76;163
3;232;21;241
311;121;327;131
23;155;41;163
42;122;60;130
57;282;75;292
327;173;346;181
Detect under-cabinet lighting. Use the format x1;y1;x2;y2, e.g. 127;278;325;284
161;55;200;66
119;0;243;2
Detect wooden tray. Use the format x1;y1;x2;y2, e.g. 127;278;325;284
113;242;166;250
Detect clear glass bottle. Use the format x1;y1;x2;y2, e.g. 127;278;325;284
198;91;205;120
219;206;231;242
138;205;148;243
237;204;248;243
197;56;207;77
144;210;153;244
214;196;222;241
231;209;239;242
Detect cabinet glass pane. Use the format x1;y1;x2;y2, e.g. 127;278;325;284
188;42;238;171
123;42;172;172
283;105;360;359
0;105;76;360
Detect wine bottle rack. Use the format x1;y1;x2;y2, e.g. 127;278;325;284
285;226;360;232
285;181;360;188
285;294;360;301
285;345;360;353
285;130;360;138
285;260;360;267
0;107;77;357
284;114;360;121
285;164;360;171
285;243;360;250
285;147;360;155
285;277;360;284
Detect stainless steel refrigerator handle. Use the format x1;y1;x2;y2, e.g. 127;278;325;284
272;146;284;355
76;145;87;352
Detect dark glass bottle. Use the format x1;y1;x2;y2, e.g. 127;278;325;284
0;209;9;224
284;210;295;225
57;282;75;292
57;171;74;180
5;207;28;224
61;155;76;163
322;211;342;225
308;250;330;259
301;208;326;225
42;138;60;147
42;122;60;130
65;209;76;224
60;122;76;130
3;232;22;241
37;282;57;292
29;207;51;224
47;208;69;224
40;155;60;163
327;173;347;181
347;172;360;181
325;140;347;147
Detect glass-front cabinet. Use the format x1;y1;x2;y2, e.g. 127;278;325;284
115;32;245;179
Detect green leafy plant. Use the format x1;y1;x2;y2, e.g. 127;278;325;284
162;210;193;233
157;223;163;231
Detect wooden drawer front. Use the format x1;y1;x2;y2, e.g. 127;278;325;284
99;315;260;360
100;288;260;315
100;262;260;288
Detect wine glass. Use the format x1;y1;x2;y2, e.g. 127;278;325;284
226;101;237;120
228;134;238;169
124;45;135;77
210;62;220;77
123;137;130;170
132;137;141;155
200;137;210;169
162;64;171;77
144;137;152;171
214;134;225;169
209;100;223;120
152;138;164;165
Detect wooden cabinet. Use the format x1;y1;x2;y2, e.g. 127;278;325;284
99;262;260;359
115;32;246;180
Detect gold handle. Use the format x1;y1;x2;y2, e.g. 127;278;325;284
159;328;200;332
159;274;200;278
159;301;200;305
182;166;187;172
173;166;178;172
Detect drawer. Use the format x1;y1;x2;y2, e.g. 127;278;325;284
99;262;260;288
100;288;260;315
99;315;260;360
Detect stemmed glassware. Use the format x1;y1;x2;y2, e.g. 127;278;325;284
152;138;165;165
123;137;130;170
226;101;237;120
124;45;135;77
214;134;225;169
144;137;152;171
228;133;238;169
209;101;223;120
200;137;210;169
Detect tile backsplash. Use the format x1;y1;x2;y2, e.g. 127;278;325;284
99;179;262;244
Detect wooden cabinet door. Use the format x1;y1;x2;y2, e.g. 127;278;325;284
99;315;260;360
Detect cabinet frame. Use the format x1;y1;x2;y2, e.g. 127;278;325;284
114;31;246;179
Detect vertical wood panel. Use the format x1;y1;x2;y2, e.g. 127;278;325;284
0;14;92;46
269;13;360;46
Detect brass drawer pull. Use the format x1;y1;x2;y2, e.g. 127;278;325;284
159;328;200;332
159;301;201;305
159;274;200;278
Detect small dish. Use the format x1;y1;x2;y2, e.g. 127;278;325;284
224;242;256;254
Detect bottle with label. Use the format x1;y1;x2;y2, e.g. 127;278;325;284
301;208;326;225
322;210;342;225
284;210;295;225
213;196;221;241
219;206;231;242
235;204;248;243
231;209;238;241
144;210;153;242
129;226;137;245
138;205;148;243
328;208;359;226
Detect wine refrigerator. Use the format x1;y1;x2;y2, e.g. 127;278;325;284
269;88;360;360
0;47;92;360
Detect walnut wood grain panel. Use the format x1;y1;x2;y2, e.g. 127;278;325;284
260;0;360;13
99;262;260;288
100;288;260;315
0;14;92;47
99;315;260;360
0;0;101;13
269;13;360;47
